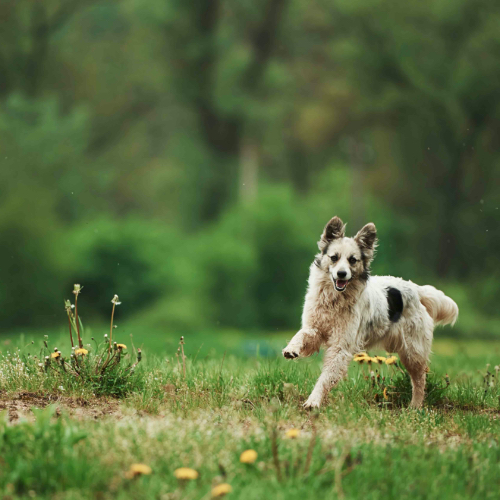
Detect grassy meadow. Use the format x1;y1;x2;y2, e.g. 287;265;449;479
1;323;500;500
3;0;500;497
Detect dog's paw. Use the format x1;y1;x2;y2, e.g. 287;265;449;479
282;347;300;359
303;396;321;409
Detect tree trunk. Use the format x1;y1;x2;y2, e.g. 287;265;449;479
239;138;259;204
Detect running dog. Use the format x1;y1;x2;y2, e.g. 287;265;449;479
282;216;458;409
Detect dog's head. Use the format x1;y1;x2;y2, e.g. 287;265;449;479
316;216;377;292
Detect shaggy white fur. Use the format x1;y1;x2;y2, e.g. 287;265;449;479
282;216;459;409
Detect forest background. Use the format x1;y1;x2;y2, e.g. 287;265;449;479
1;0;499;342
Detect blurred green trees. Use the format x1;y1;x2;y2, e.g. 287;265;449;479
0;0;499;333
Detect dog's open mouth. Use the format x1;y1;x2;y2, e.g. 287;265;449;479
334;279;349;292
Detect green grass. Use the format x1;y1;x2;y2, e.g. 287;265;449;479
1;331;500;499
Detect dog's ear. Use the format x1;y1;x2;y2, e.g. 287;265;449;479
354;223;378;261
318;216;346;252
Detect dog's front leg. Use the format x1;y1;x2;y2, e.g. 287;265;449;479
303;345;353;408
282;329;321;359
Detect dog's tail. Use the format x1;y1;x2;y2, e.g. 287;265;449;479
418;285;458;326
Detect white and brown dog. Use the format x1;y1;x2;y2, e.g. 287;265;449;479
282;216;458;409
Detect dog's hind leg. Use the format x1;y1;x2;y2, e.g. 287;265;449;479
399;351;427;408
397;325;432;408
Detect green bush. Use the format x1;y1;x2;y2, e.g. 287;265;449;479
193;185;319;329
133;183;337;331
67;218;189;319
0;199;67;328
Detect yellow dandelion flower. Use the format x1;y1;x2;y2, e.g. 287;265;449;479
240;449;258;464
75;348;88;356
385;356;398;365
125;463;152;479
285;428;300;439
353;353;369;363
51;352;61;359
211;483;232;498
174;467;199;480
374;356;386;363
117;343;127;349
383;387;389;400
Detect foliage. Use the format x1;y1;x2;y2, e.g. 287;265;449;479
0;0;499;332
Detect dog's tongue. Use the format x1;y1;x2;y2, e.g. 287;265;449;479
337;280;347;288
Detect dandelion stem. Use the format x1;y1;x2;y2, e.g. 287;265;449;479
271;427;282;482
334;446;350;500
303;417;318;475
100;301;116;373
180;336;186;379
74;292;83;348
176;348;181;373
108;302;116;355
67;313;74;348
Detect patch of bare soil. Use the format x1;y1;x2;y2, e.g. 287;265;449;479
0;392;122;422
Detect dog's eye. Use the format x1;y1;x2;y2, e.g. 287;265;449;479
330;255;339;263
349;257;357;265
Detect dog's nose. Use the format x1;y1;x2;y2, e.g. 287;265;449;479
337;270;347;279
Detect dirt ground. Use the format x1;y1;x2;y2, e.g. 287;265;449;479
0;392;121;422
